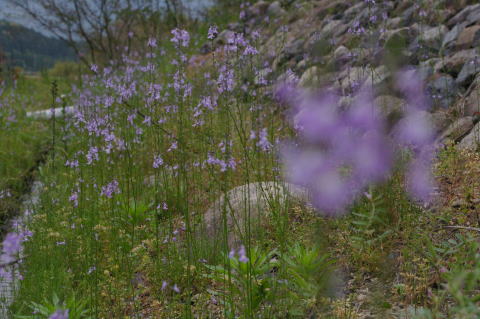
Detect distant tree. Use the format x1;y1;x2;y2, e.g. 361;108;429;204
6;0;186;66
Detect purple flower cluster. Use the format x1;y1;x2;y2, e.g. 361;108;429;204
100;180;121;199
281;71;436;215
171;28;190;47
207;25;218;40
229;245;249;263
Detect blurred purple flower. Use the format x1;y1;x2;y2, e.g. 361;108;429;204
238;245;249;263
49;309;69;319
2;232;22;256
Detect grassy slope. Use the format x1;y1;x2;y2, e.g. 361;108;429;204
4;2;480;319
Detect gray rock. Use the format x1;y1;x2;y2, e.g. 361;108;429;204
386;17;402;29
418;25;448;49
247;1;270;18
459;83;480;116
442;22;467;49
374;95;406;129
418;59;439;83
430;111;451;135
456;25;480;49
458;121;480;150
299;66;319;87
267;1;286;17
427;74;458;109
333;45;350;65
339;66;389;93
437;116;475;145
447;4;480;27
466;5;480;25
343;2;366;20
434;49;478;74
456;59;480;87
322;20;343;36
201;182;309;248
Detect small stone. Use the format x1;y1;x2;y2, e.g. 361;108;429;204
333;45;350;64
456;59;480;87
322;20;343;36
299;66;319;87
427;74;458;109
442;23;467;49
386;17;402;29
247;1;270;17
434;49;478;75
419;25;448;49
456;25;480;49
451;198;468;208
267;1;286;18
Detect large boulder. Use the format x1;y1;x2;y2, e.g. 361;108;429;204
201;182;309;248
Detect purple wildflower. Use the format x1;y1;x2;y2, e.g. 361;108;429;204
49;309;69;319
171;28;190;47
69;191;79;207
238;245;249;263
153;155;164;168
86;146;99;165
101;180;120;199
257;128;272;151
207;25;218;40
2;232;22;256
147;38;157;48
243;45;258;56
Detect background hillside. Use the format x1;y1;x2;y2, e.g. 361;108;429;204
0;21;76;72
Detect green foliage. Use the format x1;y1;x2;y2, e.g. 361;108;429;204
205;247;278;317
350;192;392;257
281;244;332;316
14;293;91;319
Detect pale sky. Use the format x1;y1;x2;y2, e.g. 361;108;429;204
0;0;214;35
